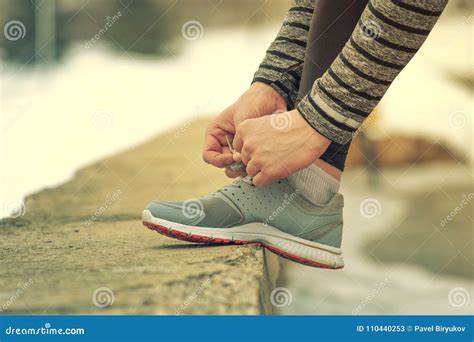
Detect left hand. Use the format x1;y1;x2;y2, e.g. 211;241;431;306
202;82;287;178
233;109;331;187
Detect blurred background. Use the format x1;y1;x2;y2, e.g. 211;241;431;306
0;0;472;315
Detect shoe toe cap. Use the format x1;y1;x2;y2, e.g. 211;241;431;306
144;200;204;225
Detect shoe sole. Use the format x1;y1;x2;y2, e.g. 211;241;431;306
142;210;344;269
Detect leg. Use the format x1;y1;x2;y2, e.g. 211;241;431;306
298;0;368;179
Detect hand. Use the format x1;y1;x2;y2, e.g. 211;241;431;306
233;109;331;187
202;82;287;178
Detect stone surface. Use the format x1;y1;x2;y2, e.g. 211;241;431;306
0;119;267;315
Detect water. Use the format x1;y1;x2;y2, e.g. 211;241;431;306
377;17;473;156
0;27;276;217
282;165;473;315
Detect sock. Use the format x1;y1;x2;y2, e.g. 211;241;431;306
287;164;340;205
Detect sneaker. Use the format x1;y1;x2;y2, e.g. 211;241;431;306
142;176;344;269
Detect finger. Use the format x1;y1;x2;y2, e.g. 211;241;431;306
225;167;246;179
203;131;234;167
240;148;251;165
233;131;243;153
246;160;260;178
252;171;275;188
222;146;233;154
203;150;234;168
203;128;222;153
233;152;242;162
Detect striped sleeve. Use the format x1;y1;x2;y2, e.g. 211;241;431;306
252;0;315;109
297;0;448;145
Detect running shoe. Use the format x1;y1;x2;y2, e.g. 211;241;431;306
142;176;344;269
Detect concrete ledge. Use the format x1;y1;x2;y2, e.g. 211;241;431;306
0;119;283;315
259;249;284;314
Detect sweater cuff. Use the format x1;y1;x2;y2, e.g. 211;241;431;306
297;93;359;145
252;63;303;110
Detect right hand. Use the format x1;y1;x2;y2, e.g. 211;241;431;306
202;82;287;178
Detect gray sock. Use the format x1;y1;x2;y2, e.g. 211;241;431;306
287;164;340;205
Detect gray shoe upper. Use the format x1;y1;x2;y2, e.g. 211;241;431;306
146;176;344;247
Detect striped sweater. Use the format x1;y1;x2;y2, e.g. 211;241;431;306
253;0;448;145
253;0;315;110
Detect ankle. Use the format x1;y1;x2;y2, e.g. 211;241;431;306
288;164;341;205
313;159;342;181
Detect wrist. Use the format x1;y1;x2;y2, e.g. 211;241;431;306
249;82;287;110
292;109;331;155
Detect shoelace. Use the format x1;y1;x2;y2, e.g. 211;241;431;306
216;175;253;195
216;179;243;194
225;135;246;172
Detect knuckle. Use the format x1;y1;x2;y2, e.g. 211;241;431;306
252;158;262;168
249;165;259;175
254;177;265;187
259;169;269;178
261;168;274;178
236;122;246;133
252;153;264;164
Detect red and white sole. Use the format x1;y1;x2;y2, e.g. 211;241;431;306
142;210;344;269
